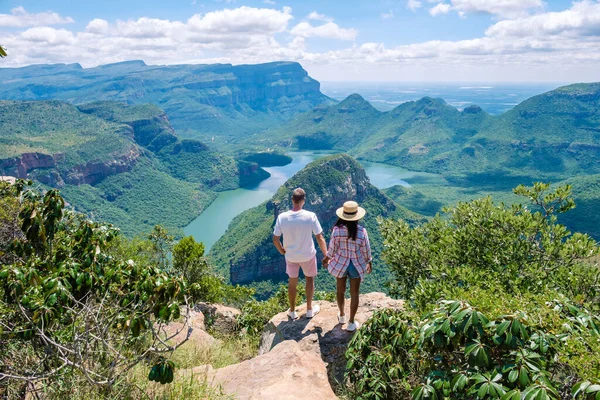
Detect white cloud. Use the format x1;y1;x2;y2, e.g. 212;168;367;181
450;0;544;18
486;0;600;37
0;6;74;27
290;21;358;40
307;11;332;22
20;27;76;45
263;0;276;4
407;0;423;11
3;2;600;82
429;3;451;16
381;10;395;19
85;19;110;35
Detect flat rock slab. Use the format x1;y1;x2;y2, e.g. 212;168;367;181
259;292;404;386
190;340;337;400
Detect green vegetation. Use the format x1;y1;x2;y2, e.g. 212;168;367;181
258;83;600;182
0;181;188;397
242;151;293;167
0;100;269;237
0;181;263;399
0;61;332;144
386;173;600;240
345;183;600;399
0;100;134;161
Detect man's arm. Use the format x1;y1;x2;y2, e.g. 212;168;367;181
315;233;328;257
272;235;286;255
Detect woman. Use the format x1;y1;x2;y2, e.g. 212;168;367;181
323;201;372;332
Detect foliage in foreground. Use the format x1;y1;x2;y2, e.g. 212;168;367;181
346;183;600;399
0;182;193;397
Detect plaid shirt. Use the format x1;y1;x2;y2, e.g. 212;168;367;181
326;225;372;281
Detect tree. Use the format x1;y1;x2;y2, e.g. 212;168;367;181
0;182;193;397
148;225;174;270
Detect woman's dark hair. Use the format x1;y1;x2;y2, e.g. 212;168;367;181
335;218;358;240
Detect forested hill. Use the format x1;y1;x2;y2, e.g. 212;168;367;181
258;82;600;181
0;100;268;236
0;61;334;143
209;153;424;294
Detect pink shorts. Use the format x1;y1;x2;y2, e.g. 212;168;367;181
286;256;318;278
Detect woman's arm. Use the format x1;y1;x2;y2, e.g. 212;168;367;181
361;228;372;267
326;228;339;260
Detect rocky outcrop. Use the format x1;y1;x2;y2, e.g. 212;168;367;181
189;340;337;400
259;293;404;388
0;148;140;187
195;302;241;335
162;310;218;347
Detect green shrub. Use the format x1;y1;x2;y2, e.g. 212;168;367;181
346;183;600;399
347;299;600;400
380;183;599;308
0;182;190;396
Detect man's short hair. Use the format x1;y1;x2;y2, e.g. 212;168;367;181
292;188;306;204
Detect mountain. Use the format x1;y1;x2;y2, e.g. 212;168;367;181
0;61;334;144
208;154;424;294
261;83;600;181
0;100;267;236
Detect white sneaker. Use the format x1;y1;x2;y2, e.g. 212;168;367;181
306;304;320;318
346;321;360;332
287;309;298;320
338;313;347;324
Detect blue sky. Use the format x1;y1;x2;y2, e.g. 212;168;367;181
1;0;599;82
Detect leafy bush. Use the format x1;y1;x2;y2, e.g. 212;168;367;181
346;183;600;399
347;299;600;400
0;182;192;396
380;183;598;308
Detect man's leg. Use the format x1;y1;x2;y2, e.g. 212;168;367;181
305;276;314;311
288;277;298;312
336;277;347;317
301;257;318;311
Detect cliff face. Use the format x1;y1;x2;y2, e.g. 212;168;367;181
209;154;422;287
0;149;140;187
0;61;333;141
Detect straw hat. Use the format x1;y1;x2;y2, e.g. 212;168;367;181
336;201;366;221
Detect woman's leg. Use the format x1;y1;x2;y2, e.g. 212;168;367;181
349;277;361;323
336;277;347;317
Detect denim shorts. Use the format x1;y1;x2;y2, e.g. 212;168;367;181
343;260;361;279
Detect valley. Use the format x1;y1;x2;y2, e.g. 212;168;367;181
1;60;599;287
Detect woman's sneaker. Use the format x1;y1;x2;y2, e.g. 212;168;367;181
287;309;298;320
306;304;320;318
338;313;347;324
346;321;360;332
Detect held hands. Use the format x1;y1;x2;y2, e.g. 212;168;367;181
322;256;330;268
366;262;372;274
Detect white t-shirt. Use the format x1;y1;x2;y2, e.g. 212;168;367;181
273;209;323;263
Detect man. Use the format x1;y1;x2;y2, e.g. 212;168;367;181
273;188;328;319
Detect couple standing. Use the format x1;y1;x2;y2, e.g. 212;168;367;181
272;188;372;332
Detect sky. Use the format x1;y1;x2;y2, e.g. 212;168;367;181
1;0;600;82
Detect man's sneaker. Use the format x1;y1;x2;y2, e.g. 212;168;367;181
287;309;298;320
338;313;347;324
346;321;360;332
306;304;320;318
